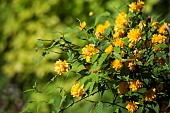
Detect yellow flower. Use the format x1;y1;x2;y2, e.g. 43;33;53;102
127;29;142;46
143;88;156;102
105;45;113;54
128;61;136;71
126;101;139;113
129;1;144;13
158;23;168;35
111;59;123;71
152;34;167;44
138;21;146;30
113;29;125;38
113;38;124;48
129;80;143;92
117;82;129;94
82;44;99;62
55;60;69;75
115;12;128;27
95;21;110;38
152;20;159;28
80;21;86;30
71;81;84;98
89;11;93;16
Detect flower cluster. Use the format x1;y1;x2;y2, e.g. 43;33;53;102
82;44;99;62
126;101;139;113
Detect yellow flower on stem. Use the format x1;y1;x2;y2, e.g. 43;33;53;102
55;60;69;75
126;101;139;113
82;44;99;62
80;21;86;30
127;29;142;46
158;23;168;35
111;59;123;71
117;81;129;94
105;45;113;54
129;1;144;13
95;21;110;38
138;21;146;30
143;88;156;102
129;80;143;92
113;38;124;48
152;34;167;44
71;81;84;98
115;11;128;27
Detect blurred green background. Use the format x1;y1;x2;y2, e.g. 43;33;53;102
0;0;170;112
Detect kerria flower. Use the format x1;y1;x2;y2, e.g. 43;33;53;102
129;1;144;13
126;101;139;113
111;59;123;71
55;60;69;75
158;23;168;35
128;61;136;71
71;81;84;98
95;21;110;38
117;81;129;94
105;45;113;54
152;34;167;44
82;44;99;62
143;88;156;102
127;29;142;47
129;80;143;92
138;21;146;30
80;21;86;30
113;38;125;48
115;11;128;27
152;20;159;28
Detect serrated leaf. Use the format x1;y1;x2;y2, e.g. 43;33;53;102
95;12;110;25
98;53;108;66
95;102;103;113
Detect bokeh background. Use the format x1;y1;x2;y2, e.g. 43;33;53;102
0;0;170;112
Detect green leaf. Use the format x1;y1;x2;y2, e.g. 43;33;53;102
90;82;95;94
48;99;54;105
114;46;120;53
156;43;168;49
136;61;143;65
91;54;100;64
95;12;110;25
84;82;93;92
98;53;108;66
90;62;100;72
95;102;103;113
104;26;111;36
113;52;122;60
36;102;41;113
64;27;72;34
91;73;98;82
123;37;129;45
